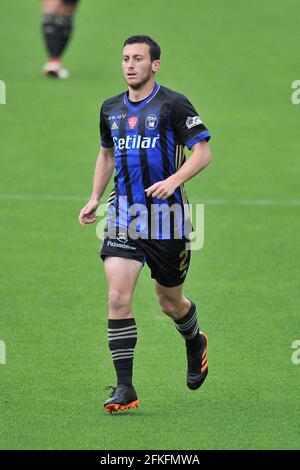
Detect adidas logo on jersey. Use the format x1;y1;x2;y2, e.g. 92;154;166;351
111;121;118;130
113;134;160;150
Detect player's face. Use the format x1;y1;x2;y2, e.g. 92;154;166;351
122;43;160;89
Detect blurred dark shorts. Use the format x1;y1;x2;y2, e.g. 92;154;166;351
62;0;79;5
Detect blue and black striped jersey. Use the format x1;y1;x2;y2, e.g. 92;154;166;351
100;82;211;239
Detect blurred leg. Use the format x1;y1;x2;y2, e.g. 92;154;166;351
41;0;77;77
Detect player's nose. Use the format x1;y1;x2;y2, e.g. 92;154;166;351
127;58;135;68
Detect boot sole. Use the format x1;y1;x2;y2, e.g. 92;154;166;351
104;400;140;414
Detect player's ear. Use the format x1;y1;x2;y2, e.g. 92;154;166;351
152;60;160;73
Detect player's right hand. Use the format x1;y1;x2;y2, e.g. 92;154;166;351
78;199;99;227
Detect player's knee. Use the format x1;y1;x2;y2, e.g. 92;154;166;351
42;0;62;13
42;0;75;15
109;290;132;315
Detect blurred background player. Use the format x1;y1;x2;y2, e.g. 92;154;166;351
41;0;79;79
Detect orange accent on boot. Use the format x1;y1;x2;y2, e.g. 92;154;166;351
105;400;140;413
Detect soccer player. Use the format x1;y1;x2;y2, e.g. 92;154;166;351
41;0;79;78
78;35;212;413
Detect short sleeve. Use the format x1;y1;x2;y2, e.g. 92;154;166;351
172;95;211;149
99;104;114;148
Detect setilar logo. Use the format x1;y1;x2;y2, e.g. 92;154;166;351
113;134;160;150
128;117;138;129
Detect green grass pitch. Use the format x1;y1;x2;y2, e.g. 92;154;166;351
0;0;299;450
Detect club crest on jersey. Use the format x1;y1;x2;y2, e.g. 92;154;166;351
186;116;202;129
128;116;138;129
145;114;158;130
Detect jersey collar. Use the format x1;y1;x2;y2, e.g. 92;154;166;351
124;82;160;113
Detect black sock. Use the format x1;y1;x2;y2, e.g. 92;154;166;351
108;318;137;387
174;301;202;353
42;13;74;58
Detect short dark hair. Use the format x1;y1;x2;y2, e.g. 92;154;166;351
123;35;161;61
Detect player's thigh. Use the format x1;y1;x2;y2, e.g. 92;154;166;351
104;256;143;299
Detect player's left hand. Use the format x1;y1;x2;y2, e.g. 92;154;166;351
145;178;177;199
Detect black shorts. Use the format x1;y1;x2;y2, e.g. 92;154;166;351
62;0;79;5
100;236;191;288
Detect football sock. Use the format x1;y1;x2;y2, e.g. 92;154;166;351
108;318;137;387
42;13;74;59
174;301;203;353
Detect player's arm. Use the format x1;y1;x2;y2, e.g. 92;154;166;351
169;139;211;186
145;92;212;199
78;146;115;226
145;141;211;199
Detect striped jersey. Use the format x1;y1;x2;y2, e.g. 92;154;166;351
100;82;211;239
